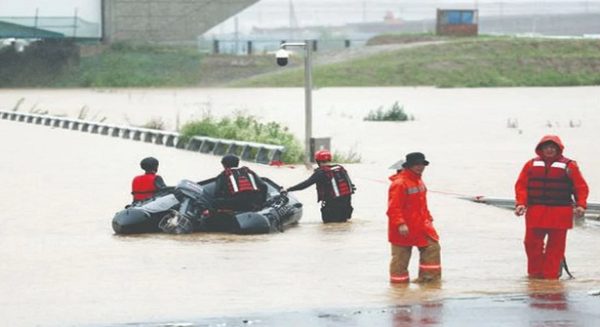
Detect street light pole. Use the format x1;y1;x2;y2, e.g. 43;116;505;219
279;41;313;166
303;42;313;166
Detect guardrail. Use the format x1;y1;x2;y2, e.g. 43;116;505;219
461;195;600;221
0;110;284;164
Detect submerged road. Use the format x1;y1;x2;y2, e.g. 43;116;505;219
1;87;600;326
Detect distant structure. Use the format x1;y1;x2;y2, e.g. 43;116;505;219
436;9;478;36
0;15;101;39
0;20;65;39
0;0;259;44
102;0;260;43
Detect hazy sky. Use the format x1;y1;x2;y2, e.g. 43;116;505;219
1;0;598;26
208;0;600;35
0;0;100;21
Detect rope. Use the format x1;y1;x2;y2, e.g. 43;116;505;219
353;175;473;198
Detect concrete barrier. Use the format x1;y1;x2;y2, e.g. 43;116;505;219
0;109;286;163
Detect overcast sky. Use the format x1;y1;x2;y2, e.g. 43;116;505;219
1;0;598;25
0;0;100;21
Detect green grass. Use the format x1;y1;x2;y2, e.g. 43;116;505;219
57;43;204;87
196;54;288;86
366;32;449;46
333;148;362;164
236;38;600;88
4;42;284;87
5;37;600;88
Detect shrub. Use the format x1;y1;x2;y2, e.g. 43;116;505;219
333;147;362;163
364;101;413;122
143;117;166;130
180;112;304;163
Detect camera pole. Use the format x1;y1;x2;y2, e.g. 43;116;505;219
278;41;313;167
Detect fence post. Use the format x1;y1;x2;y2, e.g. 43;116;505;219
213;39;219;54
247;40;253;55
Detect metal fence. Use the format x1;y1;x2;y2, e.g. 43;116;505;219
198;37;367;55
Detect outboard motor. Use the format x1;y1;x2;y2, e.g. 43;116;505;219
112;180;208;234
159;180;208;234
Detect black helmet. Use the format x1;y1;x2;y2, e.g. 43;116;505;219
221;154;240;168
140;157;159;172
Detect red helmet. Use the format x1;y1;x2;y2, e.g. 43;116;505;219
314;150;332;162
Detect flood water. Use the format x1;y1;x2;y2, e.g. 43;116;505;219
1;87;600;326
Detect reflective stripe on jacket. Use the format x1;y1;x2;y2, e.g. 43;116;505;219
526;157;573;206
316;164;352;202
515;135;589;229
224;167;259;195
131;173;158;201
387;169;439;247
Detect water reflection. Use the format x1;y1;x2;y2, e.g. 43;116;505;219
387;279;443;305
112;232;272;244
382;281;577;327
527;279;568;311
387;282;443;326
390;302;444;327
318;220;357;233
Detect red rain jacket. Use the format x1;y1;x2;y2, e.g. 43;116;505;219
515;135;589;229
387;169;439;247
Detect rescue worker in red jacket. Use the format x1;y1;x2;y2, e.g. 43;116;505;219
514;135;588;279
284;149;355;223
131;157;167;203
213;154;267;212
387;152;441;284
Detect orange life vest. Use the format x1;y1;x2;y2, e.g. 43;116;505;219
224;167;259;195
131;173;158;201
317;165;352;202
526;157;574;206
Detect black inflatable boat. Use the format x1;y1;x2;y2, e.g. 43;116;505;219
112;177;302;235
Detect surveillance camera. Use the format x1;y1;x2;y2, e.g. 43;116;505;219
276;49;289;66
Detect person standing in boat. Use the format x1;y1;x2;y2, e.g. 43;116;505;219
213;154;267;212
387;152;441;284
514;135;588;279
283;149;355;223
131;156;167;203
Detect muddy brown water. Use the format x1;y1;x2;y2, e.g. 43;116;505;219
1;87;599;326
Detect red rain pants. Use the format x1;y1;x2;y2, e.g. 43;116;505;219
524;228;567;279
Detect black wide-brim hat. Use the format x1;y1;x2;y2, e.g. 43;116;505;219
388;159;405;170
402;152;430;168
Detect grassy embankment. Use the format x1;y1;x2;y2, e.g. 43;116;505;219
57;43;203;87
235;37;600;88
1;42;278;87
6;36;600;88
1;42;280;87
